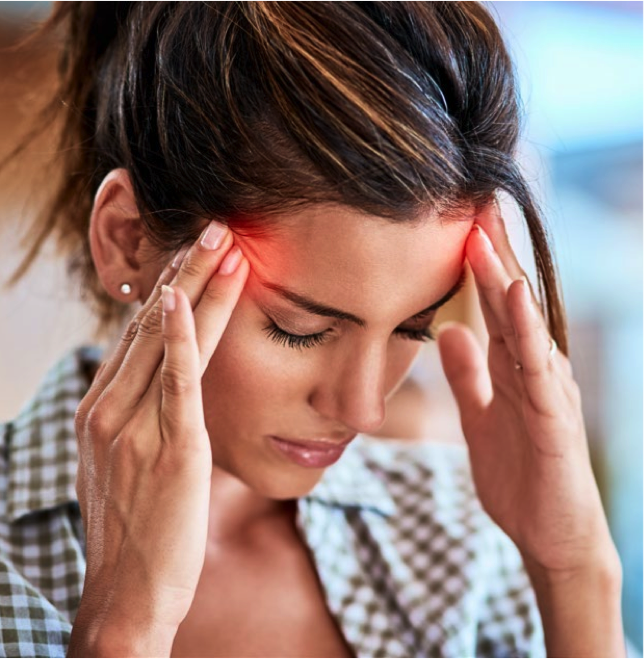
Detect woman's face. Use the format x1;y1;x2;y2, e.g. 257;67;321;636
198;204;473;499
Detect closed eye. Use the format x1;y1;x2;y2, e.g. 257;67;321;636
262;321;436;352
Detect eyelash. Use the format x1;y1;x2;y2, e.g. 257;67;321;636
263;321;436;351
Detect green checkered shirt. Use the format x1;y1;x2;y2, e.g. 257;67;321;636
0;346;545;657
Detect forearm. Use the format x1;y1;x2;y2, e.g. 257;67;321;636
523;550;626;658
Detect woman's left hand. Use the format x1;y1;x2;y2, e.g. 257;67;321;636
436;202;619;580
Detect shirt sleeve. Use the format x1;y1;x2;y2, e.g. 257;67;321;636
474;524;546;658
0;421;73;658
0;558;72;659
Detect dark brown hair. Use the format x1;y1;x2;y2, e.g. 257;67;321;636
3;1;568;352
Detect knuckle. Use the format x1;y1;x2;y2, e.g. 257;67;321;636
199;282;228;307
520;359;542;378
489;333;505;348
479;279;496;294
84;406;111;440
161;364;194;397
163;325;192;343
150;281;168;307
137;302;163;339
149;268;175;302
123;317;140;343
179;256;206;281
523;356;555;381
74;404;88;435
500;323;515;344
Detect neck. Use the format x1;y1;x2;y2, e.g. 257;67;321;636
207;464;296;547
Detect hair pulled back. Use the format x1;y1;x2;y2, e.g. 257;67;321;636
4;1;567;352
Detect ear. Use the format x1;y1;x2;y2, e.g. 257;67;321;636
89;168;162;304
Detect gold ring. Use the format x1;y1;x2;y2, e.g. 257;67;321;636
548;337;558;359
514;337;557;370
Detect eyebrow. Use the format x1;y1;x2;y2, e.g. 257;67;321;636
257;266;468;328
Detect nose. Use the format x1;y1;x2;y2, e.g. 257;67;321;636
308;342;387;436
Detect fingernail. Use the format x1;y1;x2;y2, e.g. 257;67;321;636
200;221;228;250
171;246;190;269
219;246;243;275
161;284;176;312
475;224;495;252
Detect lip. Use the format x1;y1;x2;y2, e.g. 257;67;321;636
272;435;356;450
268;434;356;468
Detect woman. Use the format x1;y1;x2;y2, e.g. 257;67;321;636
0;2;626;657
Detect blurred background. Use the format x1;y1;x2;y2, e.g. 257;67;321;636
0;1;641;652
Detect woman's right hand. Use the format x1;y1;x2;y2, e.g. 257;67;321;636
67;221;249;658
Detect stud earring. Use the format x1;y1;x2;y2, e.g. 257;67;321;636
120;283;132;295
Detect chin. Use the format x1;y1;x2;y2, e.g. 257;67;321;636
215;448;327;501
251;468;326;501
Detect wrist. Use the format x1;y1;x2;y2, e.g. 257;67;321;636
69;617;177;658
521;546;625;658
91;620;177;658
69;594;178;657
521;541;622;590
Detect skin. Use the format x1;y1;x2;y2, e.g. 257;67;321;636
71;169;625;657
202;205;469;504
90;171;470;534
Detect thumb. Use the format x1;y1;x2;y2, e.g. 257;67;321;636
436;322;492;429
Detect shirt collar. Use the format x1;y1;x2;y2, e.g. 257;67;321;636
304;436;397;516
5;344;395;521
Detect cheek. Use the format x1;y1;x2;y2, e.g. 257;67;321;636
202;293;428;412
202;297;312;407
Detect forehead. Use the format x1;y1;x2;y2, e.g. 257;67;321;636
235;204;474;324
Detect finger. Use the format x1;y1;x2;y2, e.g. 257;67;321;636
158;285;209;449
509;278;566;417
139;245;250;411
436;321;492;433
192;245;250;376
475;199;542;309
475;200;525;277
77;257;179;420
475;203;577;401
466;223;521;363
477;202;575;382
101;221;234;426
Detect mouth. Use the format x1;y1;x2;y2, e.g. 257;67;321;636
268;434;356;468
